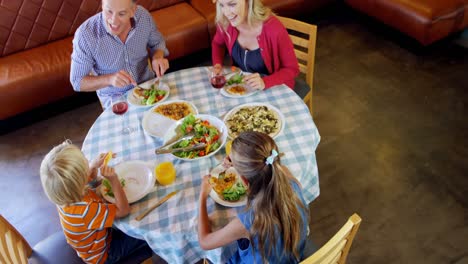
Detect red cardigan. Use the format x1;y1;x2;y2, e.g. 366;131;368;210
212;16;299;89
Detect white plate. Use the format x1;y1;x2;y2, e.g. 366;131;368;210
100;160;155;204
162;114;228;161
209;165;247;207
223;102;285;139
221;84;258;98
221;72;258;98
127;79;170;107
142;100;198;138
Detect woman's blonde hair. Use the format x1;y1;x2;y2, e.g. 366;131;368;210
40;140;89;206
231;131;306;262
215;0;272;29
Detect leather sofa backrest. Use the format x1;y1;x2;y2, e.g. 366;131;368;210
0;0;101;57
0;0;185;58
137;0;186;11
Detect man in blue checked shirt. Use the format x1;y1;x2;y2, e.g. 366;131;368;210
70;0;169;109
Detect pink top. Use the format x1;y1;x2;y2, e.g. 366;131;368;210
212;16;299;89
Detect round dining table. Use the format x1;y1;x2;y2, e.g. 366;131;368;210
81;66;321;264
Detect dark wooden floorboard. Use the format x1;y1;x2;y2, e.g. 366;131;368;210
1;3;467;263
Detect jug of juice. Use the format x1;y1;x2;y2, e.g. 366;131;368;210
155;162;176;185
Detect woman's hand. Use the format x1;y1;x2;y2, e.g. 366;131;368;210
243;73;265;90
212;64;223;75
200;175;213;200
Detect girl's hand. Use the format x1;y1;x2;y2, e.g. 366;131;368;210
200;175;213;200
222;156;232;169
243;73;265;90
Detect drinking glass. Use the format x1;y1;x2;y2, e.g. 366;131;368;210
210;71;226;89
155;162;176;185
210;71;226;113
110;95;133;134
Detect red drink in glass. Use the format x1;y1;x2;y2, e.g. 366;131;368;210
112;101;128;115
210;75;226;89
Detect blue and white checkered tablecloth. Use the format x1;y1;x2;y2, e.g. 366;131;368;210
82;66;320;264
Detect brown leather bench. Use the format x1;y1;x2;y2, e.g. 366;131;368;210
0;0;332;121
345;0;468;45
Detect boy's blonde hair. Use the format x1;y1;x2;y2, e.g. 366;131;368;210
215;0;272;29
40;140;89;206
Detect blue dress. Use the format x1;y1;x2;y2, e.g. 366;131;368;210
228;181;309;263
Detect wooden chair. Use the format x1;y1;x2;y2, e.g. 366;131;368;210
1;215;152;264
0;215;32;264
277;16;317;116
301;213;362;264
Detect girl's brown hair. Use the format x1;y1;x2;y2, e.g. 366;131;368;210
231;131;306;262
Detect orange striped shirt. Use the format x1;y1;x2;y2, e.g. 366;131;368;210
58;189;116;264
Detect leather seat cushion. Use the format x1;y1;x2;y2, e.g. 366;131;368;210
29;231;84;264
151;3;210;60
345;0;468;45
0;37;74;120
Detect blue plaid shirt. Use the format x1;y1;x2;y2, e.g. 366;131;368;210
70;5;168;108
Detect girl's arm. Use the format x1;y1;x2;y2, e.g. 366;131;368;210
198;175;249;250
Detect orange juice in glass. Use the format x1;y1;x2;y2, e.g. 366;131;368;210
155;162;176;185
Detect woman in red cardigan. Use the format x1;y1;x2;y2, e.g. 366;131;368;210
211;0;300;90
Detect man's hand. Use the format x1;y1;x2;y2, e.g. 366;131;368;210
152;57;169;78
243;73;265;90
109;70;136;88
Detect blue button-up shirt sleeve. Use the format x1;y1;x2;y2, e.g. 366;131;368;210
70;25;95;92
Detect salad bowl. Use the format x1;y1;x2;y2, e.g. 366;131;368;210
162;114;227;161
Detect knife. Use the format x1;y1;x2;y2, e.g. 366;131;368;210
155;143;206;154
135;190;178;221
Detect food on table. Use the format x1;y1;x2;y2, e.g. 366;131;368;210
209;169;247;202
102;178;126;198
225;105;280;138
133;84;167;105
171;114;221;159
154;102;195;120
226;73;243;86
226;85;246;95
103;151;113;166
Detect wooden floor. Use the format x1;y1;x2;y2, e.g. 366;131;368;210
1;3;467;264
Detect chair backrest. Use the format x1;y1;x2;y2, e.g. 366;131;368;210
0;215;32;264
301;213;362;264
277;16;317;113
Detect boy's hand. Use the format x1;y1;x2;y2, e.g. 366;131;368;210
200;175;212;200
90;152;116;171
100;165;118;181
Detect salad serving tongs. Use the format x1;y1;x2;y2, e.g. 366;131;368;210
155;143;206;154
155;131;195;153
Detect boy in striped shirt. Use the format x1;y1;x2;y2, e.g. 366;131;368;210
40;140;151;264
